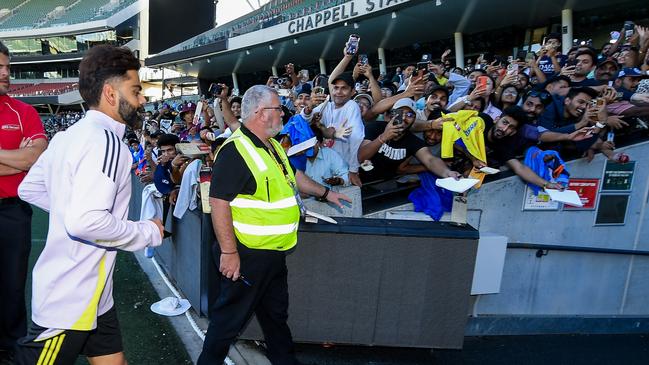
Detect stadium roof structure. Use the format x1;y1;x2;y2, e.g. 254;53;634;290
145;0;619;80
0;0;144;39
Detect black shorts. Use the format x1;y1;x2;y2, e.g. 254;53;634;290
15;307;123;365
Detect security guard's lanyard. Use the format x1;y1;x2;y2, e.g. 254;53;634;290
266;143;307;217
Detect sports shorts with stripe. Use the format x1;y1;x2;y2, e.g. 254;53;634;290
14;307;123;365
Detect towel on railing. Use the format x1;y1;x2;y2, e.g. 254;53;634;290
408;172;453;221
140;183;163;221
523;146;570;195
173;159;202;219
281;114;315;171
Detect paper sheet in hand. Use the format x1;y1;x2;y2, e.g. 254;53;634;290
435;178;479;193
544;188;583;207
287;137;317;156
305;210;337;224
479;167;500;174
175;143;210;156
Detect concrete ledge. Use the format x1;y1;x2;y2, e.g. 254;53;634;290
466;316;649;336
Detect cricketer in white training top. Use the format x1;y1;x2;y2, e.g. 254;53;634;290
18;110;163;332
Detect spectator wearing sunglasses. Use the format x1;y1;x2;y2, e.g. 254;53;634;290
358;98;460;183
495;84;521;110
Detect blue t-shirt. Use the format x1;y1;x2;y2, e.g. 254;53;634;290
616;87;635;101
538;55;568;76
570;78;603;87
153;161;175;195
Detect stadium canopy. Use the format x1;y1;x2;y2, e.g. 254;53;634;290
145;0;617;80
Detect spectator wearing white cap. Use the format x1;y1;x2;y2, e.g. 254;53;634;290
357;97;460;183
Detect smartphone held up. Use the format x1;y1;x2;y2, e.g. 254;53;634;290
346;34;360;55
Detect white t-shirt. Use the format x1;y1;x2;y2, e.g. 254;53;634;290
302;99;364;173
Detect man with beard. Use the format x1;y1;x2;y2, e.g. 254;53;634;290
357;98;460;182
411;85;454;146
16;45;164;365
609;67;649;117
199;86;350;365
538;87;600;132
519;90;592;143
0;41;48;364
595;58;620;83
417;85;450;121
479;106;564;190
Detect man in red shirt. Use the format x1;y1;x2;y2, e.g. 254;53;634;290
0;41;47;363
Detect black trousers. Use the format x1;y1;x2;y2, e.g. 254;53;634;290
198;243;297;365
0;199;32;352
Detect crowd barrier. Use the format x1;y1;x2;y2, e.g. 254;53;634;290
129;175;479;349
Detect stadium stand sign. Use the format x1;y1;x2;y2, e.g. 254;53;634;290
288;0;409;34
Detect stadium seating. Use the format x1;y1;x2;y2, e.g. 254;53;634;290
179;0;350;51
1;1;55;30
0;0;25;14
8;83;33;94
9;82;78;97
0;0;137;30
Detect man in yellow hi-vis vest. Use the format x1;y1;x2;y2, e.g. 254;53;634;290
198;85;350;365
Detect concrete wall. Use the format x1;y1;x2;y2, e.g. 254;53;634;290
468;143;649;250
466;142;649;319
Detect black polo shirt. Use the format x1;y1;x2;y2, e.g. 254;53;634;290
209;126;294;201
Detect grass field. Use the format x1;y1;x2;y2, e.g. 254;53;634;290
28;208;192;365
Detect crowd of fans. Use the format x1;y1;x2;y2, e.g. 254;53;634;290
42;111;83;139
114;21;649;223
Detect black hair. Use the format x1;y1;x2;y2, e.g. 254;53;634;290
471;69;488;76
523;89;552;106
0;41;9;58
546;32;562;42
230;96;242;105
78;45;140;107
471;97;486;112
501;106;529;127
426;85;449;99
157;133;180;148
575;49;597;64
281;105;293;125
547;75;571;85
567;86;598;100
498;84;522;107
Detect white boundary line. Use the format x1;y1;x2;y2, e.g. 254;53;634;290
149;256;235;365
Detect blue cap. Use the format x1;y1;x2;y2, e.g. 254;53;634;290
618;67;644;78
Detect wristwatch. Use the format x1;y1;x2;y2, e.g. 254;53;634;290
317;187;330;202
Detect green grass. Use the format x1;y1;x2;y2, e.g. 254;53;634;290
28;208;192;365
